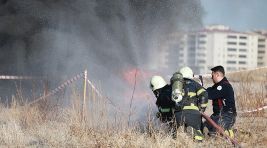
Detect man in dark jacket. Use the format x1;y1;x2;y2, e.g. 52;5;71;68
206;65;237;138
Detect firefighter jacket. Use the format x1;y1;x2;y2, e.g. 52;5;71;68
181;78;208;111
154;84;175;115
206;77;236;115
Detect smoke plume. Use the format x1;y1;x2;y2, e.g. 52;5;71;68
0;0;203;113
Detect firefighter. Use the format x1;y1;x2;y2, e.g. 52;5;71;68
172;66;208;142
150;75;175;123
206;65;237;138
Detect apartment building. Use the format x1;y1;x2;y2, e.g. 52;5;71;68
157;32;184;72
253;30;267;67
177;25;259;74
157;25;266;75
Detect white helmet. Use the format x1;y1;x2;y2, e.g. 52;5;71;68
179;66;193;79
150;75;167;91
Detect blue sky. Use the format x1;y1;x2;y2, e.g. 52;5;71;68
201;0;267;31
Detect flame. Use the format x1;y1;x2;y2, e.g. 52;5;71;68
121;68;157;101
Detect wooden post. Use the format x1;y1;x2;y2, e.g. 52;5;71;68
83;70;88;122
44;79;49;97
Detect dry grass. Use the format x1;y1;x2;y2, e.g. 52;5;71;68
0;70;266;147
227;67;267;82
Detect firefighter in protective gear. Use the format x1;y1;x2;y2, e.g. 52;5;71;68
173;66;208;142
206;65;237;138
150;76;175;123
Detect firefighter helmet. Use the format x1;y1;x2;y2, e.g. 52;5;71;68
179;66;193;79
150;75;167;91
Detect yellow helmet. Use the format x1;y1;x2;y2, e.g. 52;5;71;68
150;75;167;91
179;66;193;79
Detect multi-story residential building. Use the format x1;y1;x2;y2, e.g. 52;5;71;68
253;30;267;67
174;25;259;74
158;25;266;75
157;32;184;73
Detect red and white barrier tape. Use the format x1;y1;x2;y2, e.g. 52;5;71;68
16;71;122;114
87;80;103;98
87;79;128;115
0;75;40;80
238;105;267;114
28;72;84;105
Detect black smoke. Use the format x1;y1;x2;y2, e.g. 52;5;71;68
0;0;203;102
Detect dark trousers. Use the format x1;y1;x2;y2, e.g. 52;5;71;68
220;111;236;130
175;109;202;131
160;112;174;123
206;111;236;134
175;109;203;140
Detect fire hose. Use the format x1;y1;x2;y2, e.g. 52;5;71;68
201;112;241;147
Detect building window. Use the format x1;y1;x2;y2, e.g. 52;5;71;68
189;35;196;38
198;40;206;44
239;49;247;52
227;48;237;51
198;60;206;64
258;39;266;42
227;42;237;45
239;67;247;70
258;56;263;60
227;61;236;64
197;53;205;57
228;54;236;58
239;55;247;58
199;34;206;38
189;53;195;57
189;47;195;50
227;67;236;71
258;45;266;48
239;42;247;46
239;61;246;64
198;47;206;50
227;35;237;39
258;50;266;54
188;41;195;45
239;36;247;39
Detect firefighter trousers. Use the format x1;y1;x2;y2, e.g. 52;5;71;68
175;109;204;141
